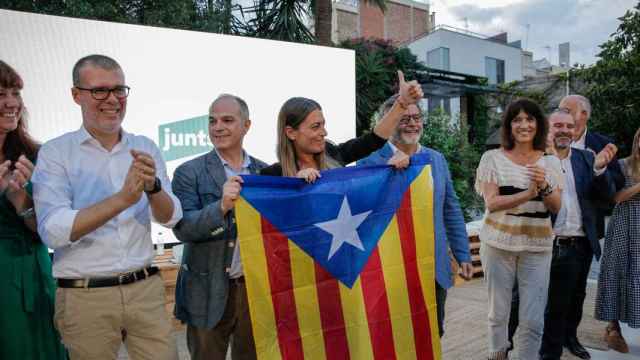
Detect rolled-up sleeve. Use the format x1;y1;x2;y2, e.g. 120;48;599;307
32;143;78;249
149;141;183;228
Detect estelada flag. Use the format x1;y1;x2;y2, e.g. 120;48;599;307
236;154;440;360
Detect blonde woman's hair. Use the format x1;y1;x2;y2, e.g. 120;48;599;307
276;97;340;176
624;127;640;182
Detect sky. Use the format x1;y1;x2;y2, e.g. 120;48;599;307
425;0;637;66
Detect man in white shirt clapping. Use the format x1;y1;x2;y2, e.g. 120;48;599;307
32;54;182;360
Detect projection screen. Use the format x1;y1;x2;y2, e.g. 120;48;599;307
0;9;356;243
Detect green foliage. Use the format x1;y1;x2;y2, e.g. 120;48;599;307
496;81;550;110
245;0;314;43
339;38;427;135
421;108;483;221
579;1;640;157
1;0;247;34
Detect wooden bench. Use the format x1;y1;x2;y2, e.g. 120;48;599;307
153;249;184;331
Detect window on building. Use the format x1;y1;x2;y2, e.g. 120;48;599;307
485;57;505;84
427;47;450;71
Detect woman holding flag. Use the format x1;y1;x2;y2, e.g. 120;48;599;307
260;70;422;178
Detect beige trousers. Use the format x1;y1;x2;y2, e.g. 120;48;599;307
54;274;177;360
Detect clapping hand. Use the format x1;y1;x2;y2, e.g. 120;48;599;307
1;156;35;210
130;149;157;192
595;143;617;170
526;164;547;189
120;161;145;206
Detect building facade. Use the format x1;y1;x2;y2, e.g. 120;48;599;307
332;0;433;44
406;26;524;84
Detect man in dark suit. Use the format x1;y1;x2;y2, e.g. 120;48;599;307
559;95;625;226
539;109;618;360
171;94;267;360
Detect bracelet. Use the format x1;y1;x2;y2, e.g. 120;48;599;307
18;207;35;219
396;97;409;110
539;184;553;197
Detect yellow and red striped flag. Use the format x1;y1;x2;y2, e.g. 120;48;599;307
236;157;440;359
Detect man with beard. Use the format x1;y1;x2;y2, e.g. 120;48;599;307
539;109;617;360
357;94;473;337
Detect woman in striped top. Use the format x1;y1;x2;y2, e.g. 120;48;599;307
475;98;563;360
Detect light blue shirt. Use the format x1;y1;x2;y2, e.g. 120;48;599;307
32;126;183;278
214;148;251;279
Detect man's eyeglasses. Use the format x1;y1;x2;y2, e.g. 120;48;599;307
399;114;424;126
75;85;130;100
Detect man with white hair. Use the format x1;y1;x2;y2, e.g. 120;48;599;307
559;94;624;191
557;94;624;357
357;94;473;337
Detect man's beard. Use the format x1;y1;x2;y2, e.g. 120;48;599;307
554;133;572;149
392;130;422;145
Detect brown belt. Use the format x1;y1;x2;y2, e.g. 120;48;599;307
57;266;159;288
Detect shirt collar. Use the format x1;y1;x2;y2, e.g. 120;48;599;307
388;141;424;155
214;147;251;169
76;125;129;149
572;127;588;149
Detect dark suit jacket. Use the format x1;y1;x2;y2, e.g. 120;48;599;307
584;131;625;237
551;148;616;260
171;150;267;329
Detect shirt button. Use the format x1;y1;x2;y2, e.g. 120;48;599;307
228;242;235;248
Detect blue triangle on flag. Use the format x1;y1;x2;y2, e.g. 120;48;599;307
240;154;431;288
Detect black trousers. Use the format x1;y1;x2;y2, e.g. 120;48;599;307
436;282;447;338
539;238;593;358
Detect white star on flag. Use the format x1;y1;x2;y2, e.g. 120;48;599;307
314;196;372;260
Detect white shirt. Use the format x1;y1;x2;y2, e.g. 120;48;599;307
387;141;424;155
214;148;251;279
554;150;585;237
32;126;182;278
571;128;588;150
553;149;606;237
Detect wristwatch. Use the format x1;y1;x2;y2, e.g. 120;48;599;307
145;177;162;195
539;183;553;197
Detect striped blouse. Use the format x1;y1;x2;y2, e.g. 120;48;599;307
475;149;564;252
